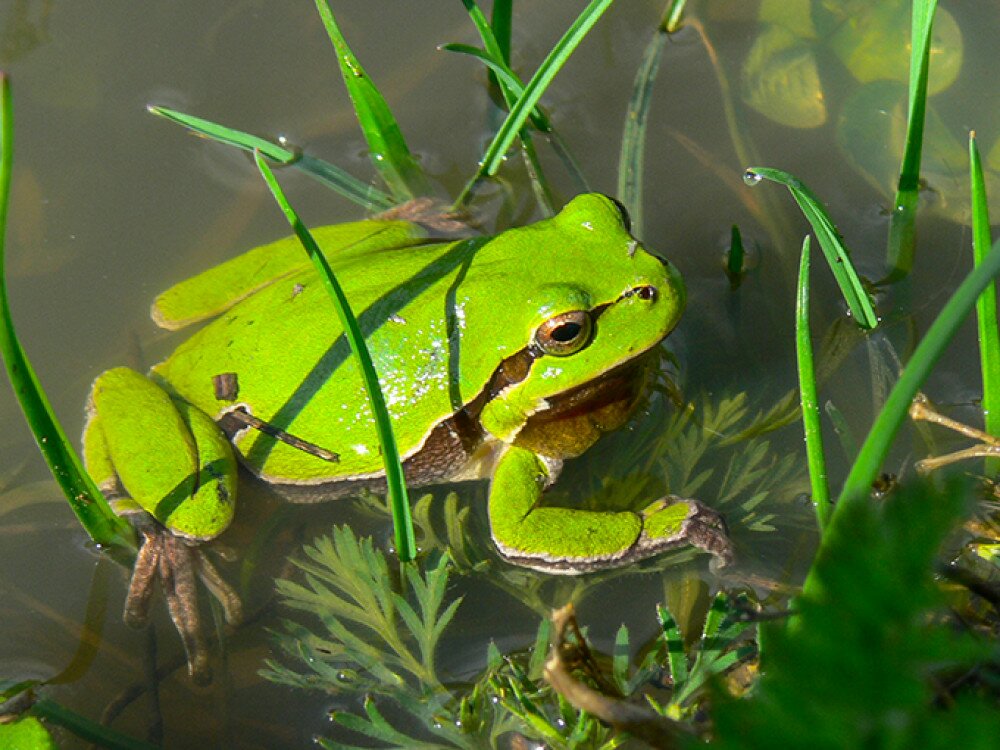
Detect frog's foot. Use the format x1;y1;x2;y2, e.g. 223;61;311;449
488;447;733;574
636;495;734;572
123;513;242;684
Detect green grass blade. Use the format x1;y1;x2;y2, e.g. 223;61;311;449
452;1;591;200
0;74;133;550
437;50;556;213
663;0;687;33
440;43;548;132
656;604;688;686
885;0;939;280
454;2;550;132
491;0;512;64
726;224;745;286
471;0;614;182
834;235;1000;518
458;0;508;70
795;237;831;531
253;152;416;563
313;0;428;202
969;132;1000;473
746;167;878;329
31;698;157;750
617;11;668;238
147;105;394;211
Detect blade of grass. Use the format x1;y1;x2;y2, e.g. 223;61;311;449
656;604;689;687
829;234;1000;528
314;0;428;202
969;132;1000;474
0;74;133;551
491;0;512;65
726;224;745;287
31;698;158;750
442;45;556;214
745;167;878;329
457;0;614;204
253;151;415;563
662;0;687;33
617;6;670;238
440;43;549;132
147;105;394;211
884;0;939;280
795;237;831;531
449;3;589;196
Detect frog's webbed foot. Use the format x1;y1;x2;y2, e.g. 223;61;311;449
638;495;734;572
123;514;242;684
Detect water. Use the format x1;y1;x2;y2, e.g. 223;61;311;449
0;1;993;747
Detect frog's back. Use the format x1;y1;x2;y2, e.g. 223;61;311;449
153;231;495;488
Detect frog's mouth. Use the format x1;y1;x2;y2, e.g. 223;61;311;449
511;355;652;459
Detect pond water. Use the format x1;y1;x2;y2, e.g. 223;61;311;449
0;1;994;747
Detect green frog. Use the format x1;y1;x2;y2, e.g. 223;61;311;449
83;193;732;679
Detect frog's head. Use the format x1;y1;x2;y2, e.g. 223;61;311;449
466;193;684;455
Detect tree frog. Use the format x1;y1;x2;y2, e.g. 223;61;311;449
83;193;732;678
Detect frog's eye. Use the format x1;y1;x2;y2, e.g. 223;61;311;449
534;310;593;356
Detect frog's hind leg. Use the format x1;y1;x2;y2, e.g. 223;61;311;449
84;367;237;540
83;367;240;681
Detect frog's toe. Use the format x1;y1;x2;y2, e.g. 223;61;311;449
122;524;161;629
120;513;241;684
158;530;212;684
638;495;734;570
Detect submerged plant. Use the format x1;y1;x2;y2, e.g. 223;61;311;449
263;524;757;749
705;479;1000;750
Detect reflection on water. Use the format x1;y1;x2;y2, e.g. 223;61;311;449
0;1;990;746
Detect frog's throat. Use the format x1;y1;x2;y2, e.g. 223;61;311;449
509;357;649;459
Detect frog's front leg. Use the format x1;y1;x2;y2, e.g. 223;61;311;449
488;446;733;574
83;367;241;681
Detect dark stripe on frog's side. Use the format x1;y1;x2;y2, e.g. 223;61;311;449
235;349;648;504
226;346;536;502
226;287;656;502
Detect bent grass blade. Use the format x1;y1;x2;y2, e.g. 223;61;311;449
449;0;589;202
147;105;394;211
745;166;878;330
314;0;428;202
253;152;415;563
810;235;1000;599
459;0;614;203
0;74;133;551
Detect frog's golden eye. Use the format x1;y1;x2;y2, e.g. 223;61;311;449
534;310;593;356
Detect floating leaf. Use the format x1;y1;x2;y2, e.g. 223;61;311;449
741;24;826;129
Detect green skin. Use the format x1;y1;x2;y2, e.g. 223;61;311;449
84;194;730;573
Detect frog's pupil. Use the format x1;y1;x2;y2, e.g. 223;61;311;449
553;323;581;342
